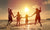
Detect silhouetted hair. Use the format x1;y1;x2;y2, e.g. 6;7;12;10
36;8;38;11
17;12;19;14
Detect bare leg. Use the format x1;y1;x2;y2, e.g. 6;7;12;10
19;20;20;25
34;18;37;25
39;22;42;27
38;19;42;27
7;20;10;26
26;20;28;24
7;21;12;26
16;21;18;26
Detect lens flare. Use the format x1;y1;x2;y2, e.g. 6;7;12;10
25;8;29;12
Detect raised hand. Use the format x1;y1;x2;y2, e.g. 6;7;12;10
40;7;41;10
39;7;41;12
13;15;15;18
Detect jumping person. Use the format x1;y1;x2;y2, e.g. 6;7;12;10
32;7;42;27
7;8;14;26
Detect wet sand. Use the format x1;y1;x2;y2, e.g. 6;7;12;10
0;20;50;30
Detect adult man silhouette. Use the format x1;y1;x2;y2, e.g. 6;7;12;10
32;7;42;27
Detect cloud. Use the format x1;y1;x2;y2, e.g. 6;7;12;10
42;0;50;5
48;0;50;4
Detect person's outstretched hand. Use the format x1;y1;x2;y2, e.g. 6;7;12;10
32;14;33;16
13;15;15;18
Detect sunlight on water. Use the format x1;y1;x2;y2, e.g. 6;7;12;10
27;25;30;30
0;20;50;30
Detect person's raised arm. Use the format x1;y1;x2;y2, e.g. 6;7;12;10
11;10;15;18
28;15;32;17
21;17;25;18
39;7;41;12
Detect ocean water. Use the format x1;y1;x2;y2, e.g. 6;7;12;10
0;19;50;30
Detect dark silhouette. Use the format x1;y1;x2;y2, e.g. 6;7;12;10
15;12;21;25
25;14;28;24
7;8;14;26
32;7;42;27
22;14;31;24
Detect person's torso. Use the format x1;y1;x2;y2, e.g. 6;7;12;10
25;15;28;20
8;11;12;17
17;14;21;20
36;10;41;17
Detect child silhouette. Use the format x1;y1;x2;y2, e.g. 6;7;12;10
22;14;31;24
15;12;21;25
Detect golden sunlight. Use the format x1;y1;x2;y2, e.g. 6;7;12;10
25;8;29;12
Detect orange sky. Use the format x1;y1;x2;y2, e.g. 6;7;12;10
0;0;50;20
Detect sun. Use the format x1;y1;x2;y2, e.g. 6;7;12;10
25;8;29;12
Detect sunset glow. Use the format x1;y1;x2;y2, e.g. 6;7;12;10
0;0;50;20
0;0;50;30
25;8;29;12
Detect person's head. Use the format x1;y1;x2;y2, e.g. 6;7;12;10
36;8;38;11
10;9;12;12
17;12;19;14
26;14;28;17
8;8;10;11
8;8;12;11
